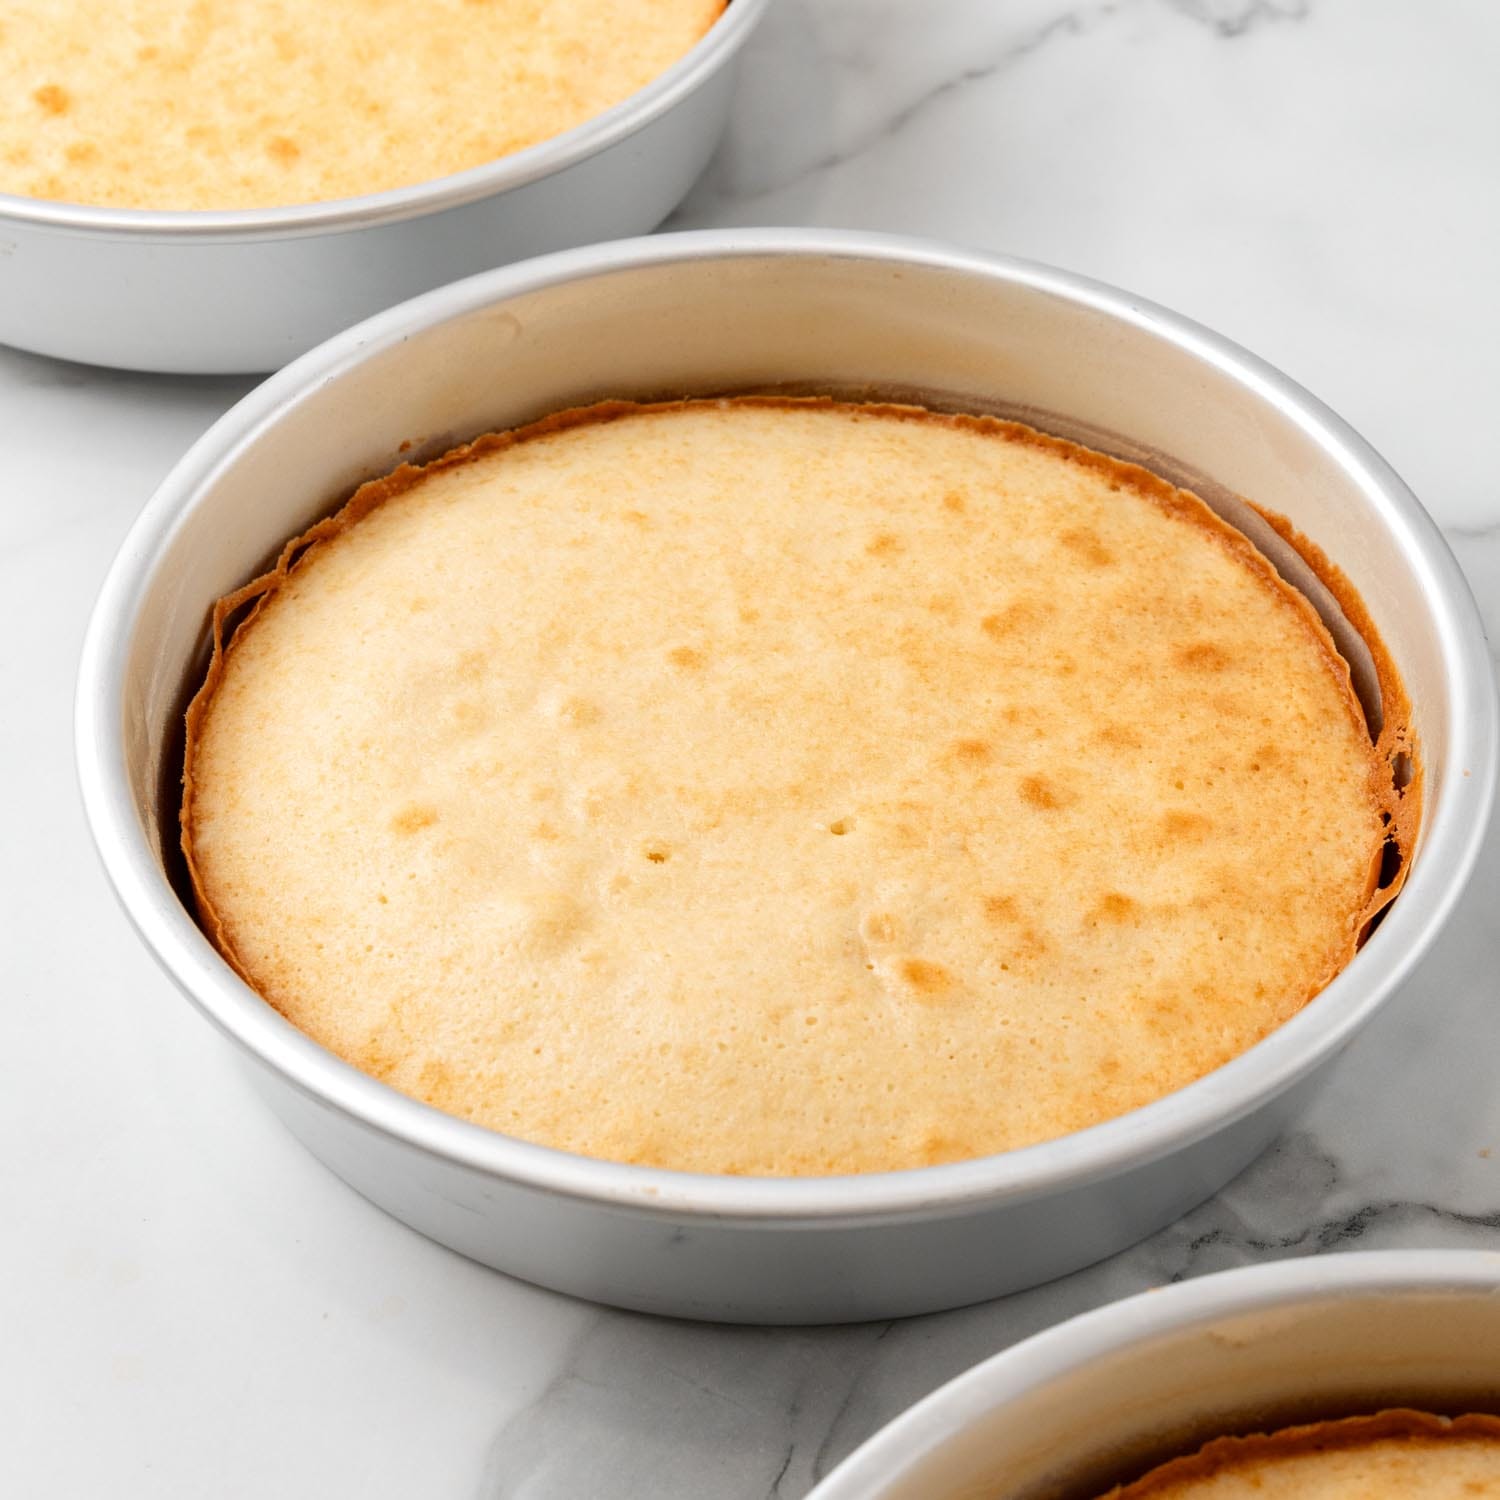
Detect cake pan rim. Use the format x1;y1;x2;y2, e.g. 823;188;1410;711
75;228;1499;1224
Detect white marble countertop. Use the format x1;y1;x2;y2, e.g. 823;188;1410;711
4;1;1498;1494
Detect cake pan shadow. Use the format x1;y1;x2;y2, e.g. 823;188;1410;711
76;230;1496;1323
808;1250;1500;1498
0;0;769;375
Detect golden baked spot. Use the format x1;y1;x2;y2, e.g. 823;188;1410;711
1019;773;1063;810
64;142;98;165
1098;722;1143;750
1163;809;1212;842
182;399;1406;1177
1093;892;1138;923
391;804;438;834
357;1035;403;1083
1097;1411;1500;1499
1176;640;1235;672
1;0;726;209
1013;927;1050;963
898;958;954;996
941;489;967;513
33;84;70;114
416;1058;455;1101
1061;526;1114;567
916;1130;971;1165
555;695;600;728
865;531;902;556
981;598;1049;638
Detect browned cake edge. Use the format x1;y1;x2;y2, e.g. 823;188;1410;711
1250;504;1421;930
179;396;1417;1045
1099;1409;1500;1497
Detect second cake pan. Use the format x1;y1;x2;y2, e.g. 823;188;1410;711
810;1250;1500;1498
0;0;770;374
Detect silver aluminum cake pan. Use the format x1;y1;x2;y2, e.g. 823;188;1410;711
809;1249;1500;1498
75;230;1497;1323
0;0;769;375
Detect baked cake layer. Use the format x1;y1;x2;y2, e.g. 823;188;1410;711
2;0;722;209
183;399;1410;1175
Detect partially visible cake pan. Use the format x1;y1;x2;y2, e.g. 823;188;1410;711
0;0;769;375
76;230;1497;1323
807;1250;1500;1498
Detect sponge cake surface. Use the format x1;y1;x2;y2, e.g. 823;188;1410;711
1;0;724;209
183;399;1406;1175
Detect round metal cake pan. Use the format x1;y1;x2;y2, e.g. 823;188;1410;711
76;230;1497;1323
809;1250;1500;1498
0;0;769;375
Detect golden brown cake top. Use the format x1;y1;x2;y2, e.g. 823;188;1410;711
182;399;1413;1176
1;0;724;210
1099;1411;1500;1497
